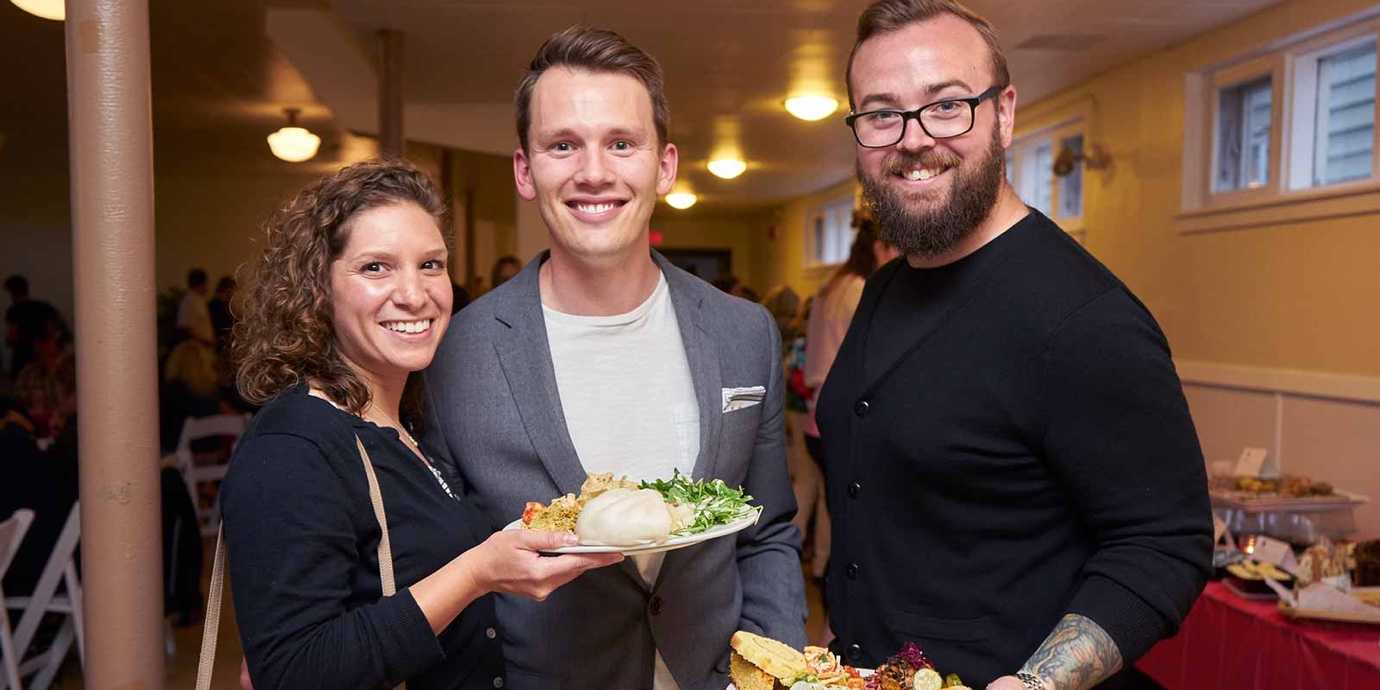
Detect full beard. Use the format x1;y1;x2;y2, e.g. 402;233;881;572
860;129;1006;259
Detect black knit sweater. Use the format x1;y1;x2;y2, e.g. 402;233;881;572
819;211;1212;687
222;389;505;690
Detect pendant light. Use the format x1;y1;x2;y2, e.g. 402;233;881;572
266;108;321;163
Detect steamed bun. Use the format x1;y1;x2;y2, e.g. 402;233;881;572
575;488;673;546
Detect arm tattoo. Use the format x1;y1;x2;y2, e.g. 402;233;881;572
1018;613;1123;690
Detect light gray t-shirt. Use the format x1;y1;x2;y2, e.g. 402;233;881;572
543;271;700;690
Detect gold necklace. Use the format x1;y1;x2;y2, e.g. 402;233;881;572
367;409;419;448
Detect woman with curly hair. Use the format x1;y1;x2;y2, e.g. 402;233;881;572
220;159;621;690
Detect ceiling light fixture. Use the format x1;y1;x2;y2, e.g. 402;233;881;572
665;191;698;210
707;158;747;180
784;94;839;121
10;0;64;20
266;108;321;163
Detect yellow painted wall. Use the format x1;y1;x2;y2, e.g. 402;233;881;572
757;178;858;301
759;0;1380;378
650;207;776;290
1061;0;1380;377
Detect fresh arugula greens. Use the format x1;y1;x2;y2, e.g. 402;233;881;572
639;469;756;535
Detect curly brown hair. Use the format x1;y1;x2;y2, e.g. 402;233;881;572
233;159;446;421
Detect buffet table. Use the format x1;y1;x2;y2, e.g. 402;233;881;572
1137;581;1380;689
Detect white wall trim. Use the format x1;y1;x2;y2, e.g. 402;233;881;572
1176;359;1380;404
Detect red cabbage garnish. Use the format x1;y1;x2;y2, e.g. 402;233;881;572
898;641;934;670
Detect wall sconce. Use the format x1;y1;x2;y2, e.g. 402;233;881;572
1053;142;1109;177
266;108;321;163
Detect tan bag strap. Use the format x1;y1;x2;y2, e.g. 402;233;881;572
356;436;398;597
195;434;406;690
195;528;228;690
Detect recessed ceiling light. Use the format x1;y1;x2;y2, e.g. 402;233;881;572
665;191;698;210
784;94;839;121
707;158;747;179
10;0;63;21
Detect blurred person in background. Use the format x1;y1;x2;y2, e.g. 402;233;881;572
797;219;897;645
489;255;521;291
12;310;74;439
1;370;77;606
209;276;237;351
451;281;472;313
761;285;802;352
5;274;64;380
177;268;215;346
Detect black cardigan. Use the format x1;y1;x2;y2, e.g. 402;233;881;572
819;211;1212;687
221;389;504;690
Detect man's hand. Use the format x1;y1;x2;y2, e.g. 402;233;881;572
986;676;1035;690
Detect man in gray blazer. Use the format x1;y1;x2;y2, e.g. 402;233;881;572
422;26;807;690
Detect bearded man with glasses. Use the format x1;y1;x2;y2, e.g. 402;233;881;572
816;2;1212;690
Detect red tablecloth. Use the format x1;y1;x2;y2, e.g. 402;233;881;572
1137;581;1380;689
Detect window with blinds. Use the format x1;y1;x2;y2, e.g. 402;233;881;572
1313;41;1376;186
1181;15;1380;229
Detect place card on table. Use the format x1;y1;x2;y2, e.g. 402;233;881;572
1251;535;1298;573
1232;447;1273;478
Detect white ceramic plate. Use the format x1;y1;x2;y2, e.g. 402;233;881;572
504;505;763;555
726;668;873;689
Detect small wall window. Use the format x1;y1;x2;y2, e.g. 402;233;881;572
1057;133;1085;219
1288;36;1377;190
1179;9;1380;232
1214;76;1273;192
1008;120;1086;229
805;195;855;266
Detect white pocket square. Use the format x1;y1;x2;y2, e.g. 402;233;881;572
722;385;766;413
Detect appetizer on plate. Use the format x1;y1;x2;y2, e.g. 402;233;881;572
1225;559;1293;582
522;470;755;547
1224;558;1296;599
728;630;866;690
725;632;971;690
868;642;970;690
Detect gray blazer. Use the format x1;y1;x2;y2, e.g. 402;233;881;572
422;251;806;690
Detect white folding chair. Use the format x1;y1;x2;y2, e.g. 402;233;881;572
2;504;83;690
174;413;250;535
0;510;36;690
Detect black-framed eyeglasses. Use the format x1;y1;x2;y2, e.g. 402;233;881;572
845;84;1006;148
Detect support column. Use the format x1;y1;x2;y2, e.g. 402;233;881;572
65;2;164;689
378;29;404;158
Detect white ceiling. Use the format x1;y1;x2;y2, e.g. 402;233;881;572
267;0;1282;209
0;0;1282;207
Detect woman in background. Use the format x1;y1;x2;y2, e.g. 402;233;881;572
798;219;897;643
